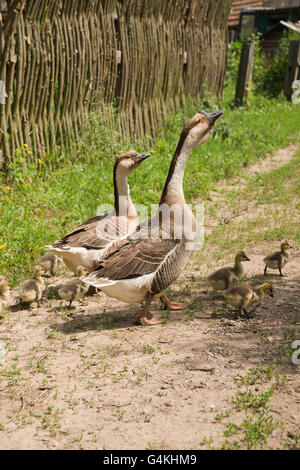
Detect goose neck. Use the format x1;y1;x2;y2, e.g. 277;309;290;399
159;139;192;207
114;169;137;219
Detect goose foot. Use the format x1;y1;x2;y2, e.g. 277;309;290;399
135;294;162;326
136;316;162;326
161;295;188;311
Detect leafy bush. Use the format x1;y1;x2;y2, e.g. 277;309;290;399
226;31;300;99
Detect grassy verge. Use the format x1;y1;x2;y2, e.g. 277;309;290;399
0;91;300;285
192;145;300;271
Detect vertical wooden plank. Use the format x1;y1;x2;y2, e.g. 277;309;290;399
284;40;300;101
235;40;255;107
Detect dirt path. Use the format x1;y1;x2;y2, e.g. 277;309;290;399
0;145;299;450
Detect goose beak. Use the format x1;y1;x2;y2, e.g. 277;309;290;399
199;110;223;126
136;153;151;163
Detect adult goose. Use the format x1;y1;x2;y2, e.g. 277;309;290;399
48;151;150;273
83;110;223;324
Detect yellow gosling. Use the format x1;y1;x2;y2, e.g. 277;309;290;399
263;241;292;276
208;250;251;291
37;253;62;276
223;282;274;317
58;266;89;308
18;266;45;308
0;279;10;314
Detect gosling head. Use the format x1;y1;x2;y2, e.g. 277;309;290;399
259;282;274;298
34;265;45;278
114;150;151;176
180;110;223;150
76;265;88;278
281;241;292;251
235;250;251;263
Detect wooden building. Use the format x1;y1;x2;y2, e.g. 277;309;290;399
228;0;264;41
229;0;300;43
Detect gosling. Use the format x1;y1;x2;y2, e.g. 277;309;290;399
18;265;45;307
223;282;274;317
263;241;292;277
0;279;10;314
58;266;89;308
37;253;62;276
208;250;251;291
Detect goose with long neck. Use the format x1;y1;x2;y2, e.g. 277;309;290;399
83;110;223;324
48;151;151;273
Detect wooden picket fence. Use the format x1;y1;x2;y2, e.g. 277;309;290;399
0;0;232;165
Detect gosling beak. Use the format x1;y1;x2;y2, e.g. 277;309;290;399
246;257;251;261
270;292;274;298
136;153;151;163
199;110;223;126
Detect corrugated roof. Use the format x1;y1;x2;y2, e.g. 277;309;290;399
264;1;300;8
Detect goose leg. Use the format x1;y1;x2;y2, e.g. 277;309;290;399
87;286;99;296
136;294;162;325
264;265;267;275
160;295;189;311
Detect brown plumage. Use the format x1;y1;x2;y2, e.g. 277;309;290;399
208;251;251;291
263;241;292;276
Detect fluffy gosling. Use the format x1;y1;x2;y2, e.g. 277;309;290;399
37;253;62;276
223;282;274;317
263;241;292;277
0;279;10;314
58;266;89;308
18;265;45;307
208;250;251;290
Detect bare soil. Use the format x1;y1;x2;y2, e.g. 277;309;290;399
0;146;299;450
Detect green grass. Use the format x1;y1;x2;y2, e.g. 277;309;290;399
192;144;300;270
203;364;286;450
0;88;300;285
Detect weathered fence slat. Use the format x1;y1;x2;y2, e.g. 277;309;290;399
235;40;256;107
0;0;232;165
284;40;300;101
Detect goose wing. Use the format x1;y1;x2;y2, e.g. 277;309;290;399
90;236;179;281
52;212;129;250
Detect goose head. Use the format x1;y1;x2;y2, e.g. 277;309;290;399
235;250;251;263
259;282;274;298
180;110;223;150
115;151;151;176
33;265;45;278
76;265;88;277
281;241;292;251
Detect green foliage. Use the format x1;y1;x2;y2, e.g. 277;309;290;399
254;32;300;98
227;31;300;99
